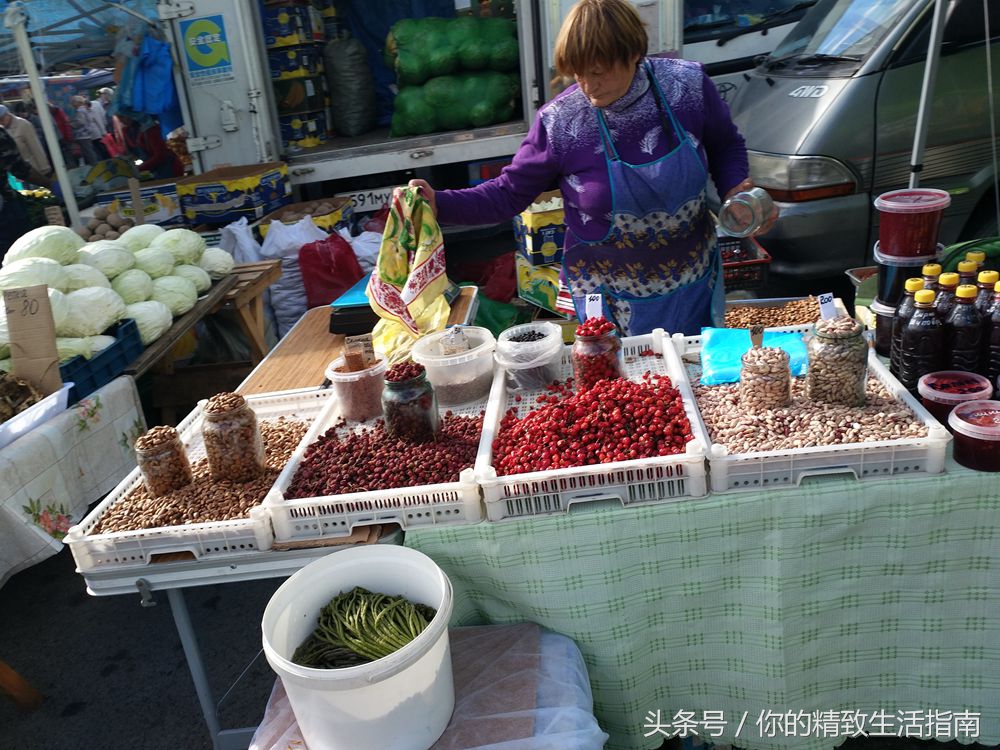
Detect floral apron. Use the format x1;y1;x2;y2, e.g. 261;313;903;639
563;62;723;336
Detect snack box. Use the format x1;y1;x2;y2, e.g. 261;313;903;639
272;76;327;115
94;179;184;227
512;189;566;265
262;4;324;48
256;196;353;237
267;44;325;80
177;162;292;226
515;253;574;318
279;110;329;151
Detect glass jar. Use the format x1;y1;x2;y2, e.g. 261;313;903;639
134;425;193;498
740;347;791;412
571;331;624;391
805;316;868;406
718;187;775;237
381;371;440;442
202;392;265;482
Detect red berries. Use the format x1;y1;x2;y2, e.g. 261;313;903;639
572;317;624;391
385;361;425;382
575;316;616;337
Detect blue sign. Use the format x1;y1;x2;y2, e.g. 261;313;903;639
179;15;235;86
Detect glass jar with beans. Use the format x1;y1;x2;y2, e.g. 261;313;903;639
805;316;869;406
201;392;265;482
382;361;440;442
740;346;791;412
134;425;193;498
572;317;624;391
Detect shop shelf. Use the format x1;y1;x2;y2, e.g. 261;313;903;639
475;329;709;522
670;329;951;493
65;388;332;575
264;393;485;542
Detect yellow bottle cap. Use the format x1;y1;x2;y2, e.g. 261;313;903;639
904;277;925;292
995;281;1000;293
956;284;978;299
958;260;978;273
914;289;936;304
978;270;999;285
922;263;942;276
966;250;987;263
938;272;959;287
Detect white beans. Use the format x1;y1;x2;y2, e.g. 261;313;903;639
740;347;791;412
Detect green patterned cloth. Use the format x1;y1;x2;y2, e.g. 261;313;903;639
406;456;1000;750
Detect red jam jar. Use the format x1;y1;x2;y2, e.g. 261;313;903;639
947;399;1000;471
874;188;951;257
917;371;993;427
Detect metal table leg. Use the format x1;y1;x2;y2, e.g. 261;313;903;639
167;588;224;748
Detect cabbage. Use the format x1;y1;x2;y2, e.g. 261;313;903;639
48;288;72;335
151;275;198;316
3;226;84;266
0;305;7;357
61;288;126;337
133;246;175;279
0;358;10;373
198;247;235;280
150;228;206;265
90;334;117;353
56;337;93;362
118;224;165;252
62;263;111;291
172;264;212;294
77;241;135;280
0;257;69;292
125;301;173;345
111;269;154;304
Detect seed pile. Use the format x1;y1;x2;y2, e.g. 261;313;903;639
694;377;927;453
725;297;820;328
493;374;693;475
92;419;308;533
285;413;482;497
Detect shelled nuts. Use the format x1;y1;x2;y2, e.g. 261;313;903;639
202;392;266;482
740;347;791;412
134;425;193;498
725;297;820;328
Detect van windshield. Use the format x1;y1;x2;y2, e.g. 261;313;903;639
767;0;917;65
684;0;817;43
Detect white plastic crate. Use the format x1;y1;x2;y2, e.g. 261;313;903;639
475;329;709;522
0;382;72;451
671;331;951;493
264;391;486;542
65;388;332;574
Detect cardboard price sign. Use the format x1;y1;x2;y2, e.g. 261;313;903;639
4;285;62;395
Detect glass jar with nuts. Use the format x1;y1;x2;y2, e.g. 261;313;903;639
201;392;265;482
134;425;193;498
740;347;791;411
805;316;869;406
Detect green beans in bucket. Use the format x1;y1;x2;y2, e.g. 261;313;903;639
292;587;437;669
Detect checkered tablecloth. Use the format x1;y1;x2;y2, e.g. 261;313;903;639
406;459;1000;750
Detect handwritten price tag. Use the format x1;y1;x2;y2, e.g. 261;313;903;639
585;293;603;321
818;292;838;320
750;325;764;348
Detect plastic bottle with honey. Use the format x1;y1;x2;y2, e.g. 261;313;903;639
958;259;979;287
944;285;983;373
934;272;959;321
974;270;999;316
966;249;986;272
921;262;942;291
982;281;1000;385
890;277;925;377
898;289;945;391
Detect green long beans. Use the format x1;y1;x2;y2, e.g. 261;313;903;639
292;587;437;669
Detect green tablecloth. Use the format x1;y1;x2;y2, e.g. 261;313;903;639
406;457;1000;750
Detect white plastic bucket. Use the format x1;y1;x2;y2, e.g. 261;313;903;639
261;545;455;750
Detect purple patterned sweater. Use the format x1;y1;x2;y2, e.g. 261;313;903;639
436;57;749;243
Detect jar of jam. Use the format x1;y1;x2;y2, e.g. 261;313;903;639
202;392;265;482
382;361;440;441
947;399;1000;471
916;371;993;427
134;425;193;498
572;317;624;391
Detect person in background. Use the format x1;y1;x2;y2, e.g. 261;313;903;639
120;113;183;179
95;87;115;131
69;94;102;166
0;103;51;179
0;127;53;260
409;0;777;337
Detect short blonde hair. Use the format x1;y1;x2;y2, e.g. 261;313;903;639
554;0;648;77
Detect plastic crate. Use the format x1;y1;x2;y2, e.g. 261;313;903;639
0;382;73;451
264;393;486;542
475;329;709;522
670;330;951;493
65;388;332;575
720;235;771;291
59;319;143;404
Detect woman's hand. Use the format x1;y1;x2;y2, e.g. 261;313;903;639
407;178;437;215
724;178;779;236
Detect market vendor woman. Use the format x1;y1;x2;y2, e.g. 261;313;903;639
411;0;776;336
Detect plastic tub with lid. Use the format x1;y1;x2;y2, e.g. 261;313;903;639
948;399;1000;471
325;354;386;423
873;188;951;257
872;242;942;305
411;325;496;406
869;298;895;357
494;321;564;391
917;371;993;427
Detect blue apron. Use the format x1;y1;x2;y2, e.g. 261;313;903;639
563;62;723;336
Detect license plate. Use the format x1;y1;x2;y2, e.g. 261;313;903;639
335;187;395;212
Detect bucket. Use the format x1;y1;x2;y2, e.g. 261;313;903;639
261;546;455;750
325;354;386;423
411;326;496;406
870;298;896;357
872;242;942;306
494;321;564;391
874;188;951;257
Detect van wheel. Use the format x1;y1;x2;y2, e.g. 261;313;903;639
960;202;1000;241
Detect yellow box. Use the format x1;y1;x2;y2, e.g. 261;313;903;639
513;190;565;265
516;252;570;317
256;197;353;237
